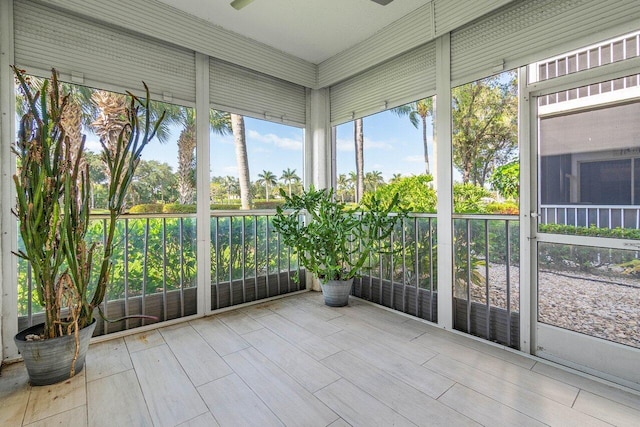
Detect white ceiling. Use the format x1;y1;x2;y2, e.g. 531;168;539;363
156;0;429;64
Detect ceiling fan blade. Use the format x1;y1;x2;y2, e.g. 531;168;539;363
230;0;254;10
371;0;394;5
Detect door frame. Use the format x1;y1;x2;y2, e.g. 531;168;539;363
524;59;640;390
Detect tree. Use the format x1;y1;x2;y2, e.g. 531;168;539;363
222;175;239;203
365;170;384;193
390;173;403;183
489;160;519;200
280;168;300;197
230;113;252;209
354;118;364;202
176;109;196;204
392;98;434;175
452;73;518;186
257;170;278;201
129;160;177;204
336;174;351;202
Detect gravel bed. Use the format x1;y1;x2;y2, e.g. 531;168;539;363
464;263;639;349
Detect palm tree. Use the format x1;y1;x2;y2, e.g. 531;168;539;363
222;175;239;203
280;168;300;196
172;108;231;205
336;174;351;202
230;113;252;210
365;170;384;193
348;171;358;202
392;98;434;175
175;109;197;204
257;170;278;201
354;118;365;202
390;173;403;183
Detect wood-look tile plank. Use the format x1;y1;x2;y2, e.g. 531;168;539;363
532;361;640;412
160;324;232;386
24;405;86;427
424;354;610;427
270;304;342;337
413;332;579;406
347;342;451;399
314;378;416;427
243;329;340;392
274;296;344;322
197;374;282;427
329;315;432;364
327;419;352;427
218;311;264;335
190;317;250;356
573;390;640;427
0;363;30;427
256;313;341;360
87;369;152;427
22;370;86;425
177;412;220;427
423;329;535;370
297;335;343;361
123;330;165;353
224;347;338;426
322;351;479;426
85;338;132;382
438;383;546;427
130;345;207;427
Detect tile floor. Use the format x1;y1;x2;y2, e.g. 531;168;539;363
1;292;639;426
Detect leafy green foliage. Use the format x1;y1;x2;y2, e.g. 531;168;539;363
452;72;518;186
363;175;436;213
162;203;196;214
129;203;165;214
273;187;404;281
539;223;640;239
453;183;492;213
489;161;519;200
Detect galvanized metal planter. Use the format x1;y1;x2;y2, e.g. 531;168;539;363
321;279;353;307
14;319;96;386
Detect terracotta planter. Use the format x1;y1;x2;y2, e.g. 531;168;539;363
14;319;96;386
321;279;353;307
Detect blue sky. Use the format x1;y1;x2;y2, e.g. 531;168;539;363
85;108;432;183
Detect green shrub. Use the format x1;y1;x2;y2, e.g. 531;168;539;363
162;204;196;214
129;203;164;214
539;223;640;239
254;200;285;210
364;174;436;213
210;203;241;210
485;201;519;215
453;183;492;213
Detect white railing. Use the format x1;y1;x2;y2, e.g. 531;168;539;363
540;204;640;229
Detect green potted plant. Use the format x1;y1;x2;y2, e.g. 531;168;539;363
12;67;164;385
272;186;403;306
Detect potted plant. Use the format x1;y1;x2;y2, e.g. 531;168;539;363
272;186;403;306
12;67;164;385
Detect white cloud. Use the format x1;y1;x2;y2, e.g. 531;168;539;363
247;129;302;151
404;155;423;163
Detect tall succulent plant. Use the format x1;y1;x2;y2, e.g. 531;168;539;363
13;67;165;339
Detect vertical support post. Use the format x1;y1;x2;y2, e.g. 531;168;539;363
195;52;212;315
435;33;453;330
519;65;533;354
0;0;16;360
305;88;331;292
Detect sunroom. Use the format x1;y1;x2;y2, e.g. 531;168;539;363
1;0;639;425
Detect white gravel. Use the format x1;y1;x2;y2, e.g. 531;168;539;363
463;263;640;349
